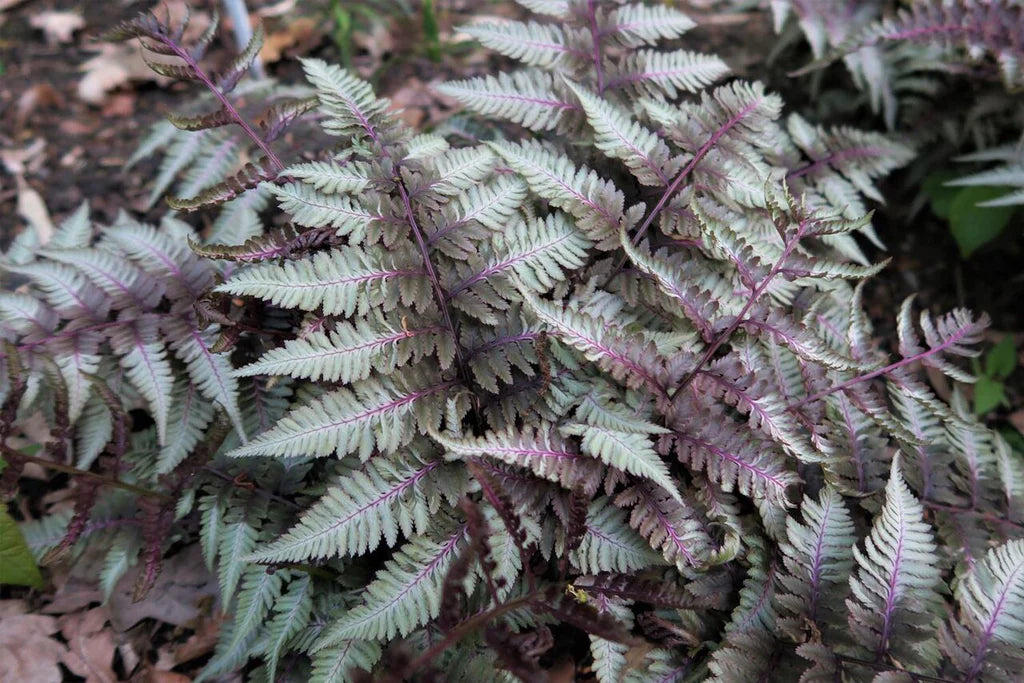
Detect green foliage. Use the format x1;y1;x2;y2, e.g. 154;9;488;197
0;502;43;589
948;186;1017;258
974;337;1017;414
923;171;1019;257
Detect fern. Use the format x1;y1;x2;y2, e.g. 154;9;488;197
3;3;1023;681
847;458;944;671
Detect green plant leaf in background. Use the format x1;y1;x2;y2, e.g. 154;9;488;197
975;376;1006;415
922;170;961;220
974;337;1017;415
422;0;441;62
986;336;1017;379
948;185;1016;258
0;503;44;589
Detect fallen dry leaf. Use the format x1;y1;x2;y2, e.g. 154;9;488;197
260;17;318;63
16;82;64;129
107;545;217;632
0;614;69;683
154;611;226;671
0;599;29;617
16;175;56;245
30;10;85;45
149;672;192;683
78;43;170;104
102;93;136;118
59;607;118;683
0;137;46;175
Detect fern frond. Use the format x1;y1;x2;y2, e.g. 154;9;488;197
200;565;286;680
162;317;246;440
786;113;915;206
563;424;682;505
566;81;678;187
157;381;215;473
707;543;779;681
48;202;92;249
941;539;1024;682
217;520;257;604
438;71;575;132
897;296;988;384
488;140;627;249
108;320;175;445
287;160;372;194
264;574;314;681
435;425;600;494
40;247;163;312
461;21;574;68
847;457;943;671
315;523;467;644
570;497;664;574
229;371;453;459
215;246;429;317
523;293;669;396
776;486;855;641
606;3;696;47
448;213;591;310
423;146;497;197
310;640;382;683
608;49;730;98
428;176;528;259
615;482;713;570
301;58;395;142
235;319;443;383
247;455;453;563
272;183;383;237
669;410;797;508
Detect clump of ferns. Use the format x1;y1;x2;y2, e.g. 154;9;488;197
772;0;1024;140
0;8;316;600
4;3;1024;683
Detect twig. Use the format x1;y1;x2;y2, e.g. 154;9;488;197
924;500;1024;531
2;444;172;501
201;465;300;510
835;654;960;683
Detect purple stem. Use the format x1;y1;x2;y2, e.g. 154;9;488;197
154;30;285;173
669;220;807;402
787;322;981;411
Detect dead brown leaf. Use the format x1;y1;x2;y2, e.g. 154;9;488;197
107;545;217;632
0;599;29;617
30;10;85;45
59;607;118;683
149;672;192;683
78;44;171;105
16;82;64;129
102;93;136;118
0;614;69;683
154;611;226;671
16;175;55;245
260;17;318;63
0;137;46;175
